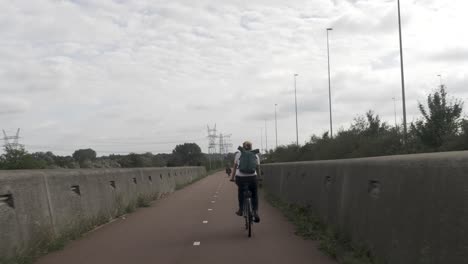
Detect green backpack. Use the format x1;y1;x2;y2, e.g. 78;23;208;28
238;146;259;174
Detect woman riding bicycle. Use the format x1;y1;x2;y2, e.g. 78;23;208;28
230;141;260;223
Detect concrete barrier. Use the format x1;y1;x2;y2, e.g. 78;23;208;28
261;151;468;264
0;166;206;259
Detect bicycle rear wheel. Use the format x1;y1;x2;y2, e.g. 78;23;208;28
244;212;248;230
247;198;252;238
242;196;248;230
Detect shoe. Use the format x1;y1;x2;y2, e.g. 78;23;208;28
235;210;243;216
253;211;260;223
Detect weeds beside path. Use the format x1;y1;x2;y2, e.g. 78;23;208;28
264;192;386;264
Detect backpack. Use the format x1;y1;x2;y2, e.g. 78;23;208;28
237;146;259;174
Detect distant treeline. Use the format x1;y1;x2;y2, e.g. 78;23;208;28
0;142;229;170
265;86;468;163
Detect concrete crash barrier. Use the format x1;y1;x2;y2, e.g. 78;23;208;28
261;151;468;264
0;167;206;259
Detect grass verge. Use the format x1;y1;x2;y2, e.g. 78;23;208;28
0;214;109;264
264;192;386;264
0;192;160;264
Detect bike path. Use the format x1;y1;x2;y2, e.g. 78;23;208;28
36;171;336;264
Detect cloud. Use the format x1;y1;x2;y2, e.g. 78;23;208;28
247;85;330;122
371;51;400;70
429;48;468;62
331;1;398;34
240;11;265;31
0;56;72;93
0;0;467;154
0;97;30;115
447;74;468;96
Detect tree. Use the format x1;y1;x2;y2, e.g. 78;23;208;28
151;154;169;167
168;143;203;166
411;86;464;150
459;119;468;149
0;146;47;169
31;151;57;168
350;110;389;137
72;148;97;167
54;155;79;168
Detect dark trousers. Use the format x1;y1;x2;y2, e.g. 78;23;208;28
235;176;258;211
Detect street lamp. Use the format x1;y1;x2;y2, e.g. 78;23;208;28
392;97;397;127
397;0;407;141
260;128;263;153
326;28;334;139
275;104;278;149
265;119;268;152
437;74;443;88
294;73;299;146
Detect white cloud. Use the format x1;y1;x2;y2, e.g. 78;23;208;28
0;97;30;115
430;48;468;62
0;0;467;155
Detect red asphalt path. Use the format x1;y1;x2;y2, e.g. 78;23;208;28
36;171;337;264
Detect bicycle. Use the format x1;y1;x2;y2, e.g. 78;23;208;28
241;183;254;238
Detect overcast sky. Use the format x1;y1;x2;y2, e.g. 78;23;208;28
1;0;467;155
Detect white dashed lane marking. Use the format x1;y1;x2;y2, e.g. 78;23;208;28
193;242;201;246
208;209;213;211
211;201;215;203
203;221;208;224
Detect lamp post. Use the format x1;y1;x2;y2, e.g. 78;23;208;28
326;28;334;139
265;119;268;152
294;73;299;146
275;104;278;149
397;0;407;141
260;128;263;153
392;97;397;127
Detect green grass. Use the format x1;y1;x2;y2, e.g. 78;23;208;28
136;195;151;208
264;193;386;264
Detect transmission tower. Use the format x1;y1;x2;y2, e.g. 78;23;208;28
2;128;22;150
222;134;232;154
219;133;225;154
207;124;218;154
207;124;218;169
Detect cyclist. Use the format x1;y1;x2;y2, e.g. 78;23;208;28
225;165;232;177
230;141;260;223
